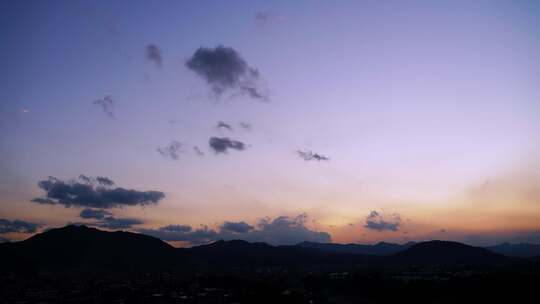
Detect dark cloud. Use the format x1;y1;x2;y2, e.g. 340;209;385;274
0;219;41;234
78;210;143;229
138;213;331;246
98;216;144;229
0;236;10;243
193;146;205;156
93;95;115;119
146;44;162;67
186;46;267;100
216;121;233;131
32;175;165;209
209;137;247;154
79;208;112;220
157;141;183;160
138;225;218;245
31;198;55;204
364;211;401;232
96;176;114;186
297;150;330;161
221;221;254;233
78;175;115;187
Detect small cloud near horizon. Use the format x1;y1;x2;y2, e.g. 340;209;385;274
138;213;330;246
365;211;401;232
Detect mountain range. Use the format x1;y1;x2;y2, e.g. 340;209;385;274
1;225;537;273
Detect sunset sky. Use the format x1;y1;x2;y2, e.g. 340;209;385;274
1;0;539;246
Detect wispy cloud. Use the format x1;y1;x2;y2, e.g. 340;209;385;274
193;146;205;156
93;95;115;119
297;150;330;161
216;121;233;131
157;141;184;160
146;44;163;67
239;122;252;130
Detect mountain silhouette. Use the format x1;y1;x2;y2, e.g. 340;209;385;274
0;226;519;273
297;241;415;255
484;243;540;258
0;225;178;272
389;240;509;266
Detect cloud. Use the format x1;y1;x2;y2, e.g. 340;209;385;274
93;95;115;119
217;121;233;131
297;150;330;161
193;146;205;156
186;46;267;100
79;208;112;220
98;216;144;229
255;11;282;25
138;213;331;246
157;141;183;160
96;176;114;186
0;219;41;234
78;175;115;187
32;175;165;209
138;225;218;245
209;137;247;153
255;11;272;23
221;221;254;233
364;211;401;232
0;236;10;243
239;122;252;130
158;225;192;233
245;213;331;245
146;44;162;67
78;209;143;229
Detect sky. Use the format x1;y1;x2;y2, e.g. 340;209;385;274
1;0;540;246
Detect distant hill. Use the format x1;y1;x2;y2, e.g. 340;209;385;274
389;240;509;266
184;239;327;268
297;241;415;256
0;225;178;272
485;243;540;258
0;226;519;273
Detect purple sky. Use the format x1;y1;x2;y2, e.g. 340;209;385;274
1;0;540;246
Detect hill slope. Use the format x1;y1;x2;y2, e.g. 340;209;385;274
297;241;414;256
0;226;517;273
389;240;509;266
0;225;177;271
485;243;540;258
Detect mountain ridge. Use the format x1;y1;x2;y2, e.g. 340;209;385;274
0;225;527;272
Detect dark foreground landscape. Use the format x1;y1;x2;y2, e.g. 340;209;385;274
1;225;540;304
